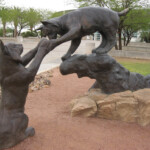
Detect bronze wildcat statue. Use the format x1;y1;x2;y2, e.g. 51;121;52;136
0;38;52;149
37;7;129;61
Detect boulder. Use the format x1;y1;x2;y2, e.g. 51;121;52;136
97;91;138;122
70;89;150;126
133;89;150;126
71;96;97;117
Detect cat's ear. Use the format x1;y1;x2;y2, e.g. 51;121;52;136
41;21;49;26
41;21;58;28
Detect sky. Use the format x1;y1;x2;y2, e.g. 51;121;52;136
4;0;77;12
3;0;150;12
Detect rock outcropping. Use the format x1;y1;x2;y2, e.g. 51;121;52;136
60;54;150;94
70;89;150;126
60;53;150;126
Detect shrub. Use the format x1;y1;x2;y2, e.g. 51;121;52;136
0;28;3;36
140;32;150;43
21;31;38;38
0;28;14;37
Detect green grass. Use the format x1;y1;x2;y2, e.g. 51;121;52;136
118;60;150;76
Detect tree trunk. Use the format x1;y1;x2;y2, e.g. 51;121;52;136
18;30;21;36
115;44;118;50
30;26;33;32
123;34;126;46
126;37;131;46
3;23;6;37
14;26;18;37
18;27;22;36
118;28;122;50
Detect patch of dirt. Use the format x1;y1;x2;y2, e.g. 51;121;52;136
8;67;150;150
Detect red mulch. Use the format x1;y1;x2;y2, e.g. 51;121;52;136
8;68;150;150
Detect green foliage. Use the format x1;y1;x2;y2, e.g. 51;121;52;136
39;9;53;20
123;8;150;45
0;28;3;36
109;0;143;10
140;31;150;43
0;7;11;25
51;11;65;18
51;10;74;18
0;6;57;37
73;0;149;48
0;28;13;37
0;7;12;36
17;9;29;35
74;0;107;7
25;8;42;31
8;7;22;37
21;31;38;38
9;7;22;27
108;0;148;48
74;0;147;9
124;9;150;30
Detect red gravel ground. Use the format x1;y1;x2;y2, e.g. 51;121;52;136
8;68;150;150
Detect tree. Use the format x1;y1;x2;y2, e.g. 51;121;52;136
26;8;42;32
73;0;149;49
74;0;108;7
109;0;148;50
123;8;150;46
0;7;11;37
39;9;53;20
17;9;29;36
9;7;22;37
50;9;73;18
141;31;150;43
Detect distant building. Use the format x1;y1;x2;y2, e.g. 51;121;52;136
131;31;141;42
94;32;101;41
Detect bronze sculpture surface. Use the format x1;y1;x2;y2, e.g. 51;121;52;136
0;6;138;149
0;38;51;149
37;7;129;60
60;54;150;94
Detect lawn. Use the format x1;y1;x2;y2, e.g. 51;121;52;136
116;58;150;76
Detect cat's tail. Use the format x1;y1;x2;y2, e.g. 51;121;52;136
118;8;129;16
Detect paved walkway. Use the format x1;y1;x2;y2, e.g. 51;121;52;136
17;38;100;73
3;37;150;71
